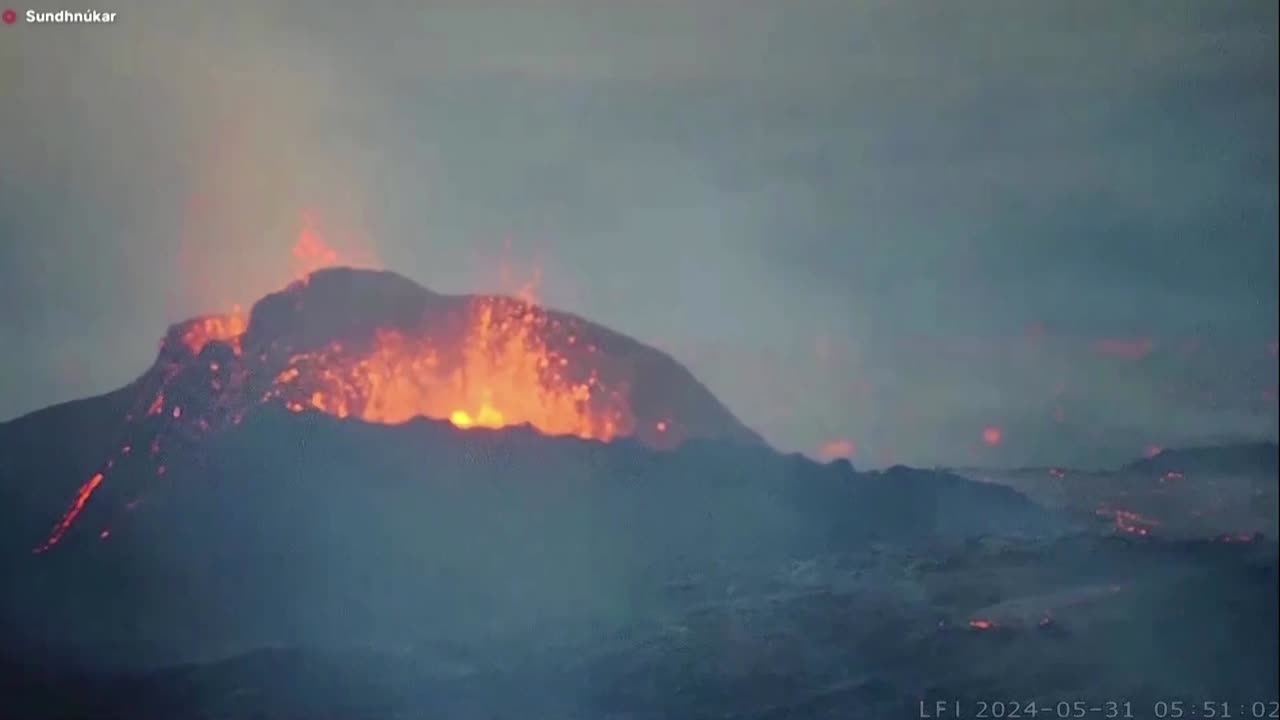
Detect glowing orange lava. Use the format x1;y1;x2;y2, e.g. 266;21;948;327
261;299;629;441
39;473;103;551
180;306;247;355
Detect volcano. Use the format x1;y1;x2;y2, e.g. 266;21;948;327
0;266;1062;674
21;267;764;551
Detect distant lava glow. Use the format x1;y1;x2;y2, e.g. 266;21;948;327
817;438;857;461
35;278;637;552
1095;505;1159;537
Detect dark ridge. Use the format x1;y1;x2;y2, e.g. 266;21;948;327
1122;442;1279;475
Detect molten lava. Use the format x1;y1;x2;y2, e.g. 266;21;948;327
42;473;104;549
261;300;628;440
180;306;247;356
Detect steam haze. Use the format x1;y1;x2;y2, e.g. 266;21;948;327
1;0;1276;467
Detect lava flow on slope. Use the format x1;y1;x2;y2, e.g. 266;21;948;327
35;267;763;552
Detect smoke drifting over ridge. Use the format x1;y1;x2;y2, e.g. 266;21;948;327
0;0;1275;467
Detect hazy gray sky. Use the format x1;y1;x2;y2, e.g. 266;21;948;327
1;0;1276;467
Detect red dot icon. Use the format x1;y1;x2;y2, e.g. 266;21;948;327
1;9;17;25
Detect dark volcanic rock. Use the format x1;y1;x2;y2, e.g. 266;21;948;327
2;535;1274;720
954;443;1280;540
0;400;1061;670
